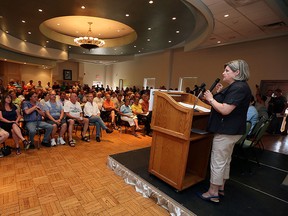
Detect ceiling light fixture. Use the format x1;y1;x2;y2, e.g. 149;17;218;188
74;22;105;50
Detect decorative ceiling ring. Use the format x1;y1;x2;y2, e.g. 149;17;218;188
39;16;137;48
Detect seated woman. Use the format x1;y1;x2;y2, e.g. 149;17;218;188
44;90;67;146
120;99;140;136
0;93;30;154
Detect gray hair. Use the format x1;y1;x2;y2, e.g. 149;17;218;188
224;59;250;81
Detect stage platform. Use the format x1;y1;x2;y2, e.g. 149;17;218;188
107;147;288;216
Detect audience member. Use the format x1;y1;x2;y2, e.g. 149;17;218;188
26;80;35;90
93;92;104;111
84;93;113;142
0;93;30;154
120;99;141;137
44;90;67;146
247;96;259;135
22;91;53;148
36;81;44;90
102;94;117;128
267;88;287;134
140;94;152;136
64;93;90;146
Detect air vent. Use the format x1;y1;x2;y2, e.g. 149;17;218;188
261;21;287;30
224;0;259;7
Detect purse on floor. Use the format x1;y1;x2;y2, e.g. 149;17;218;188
1;144;11;156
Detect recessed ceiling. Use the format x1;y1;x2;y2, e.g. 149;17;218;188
0;0;209;59
40;16;137;47
0;0;287;67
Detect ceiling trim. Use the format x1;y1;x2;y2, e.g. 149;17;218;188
183;0;214;51
0;29;68;61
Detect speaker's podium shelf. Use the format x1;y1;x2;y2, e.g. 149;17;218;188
148;91;213;191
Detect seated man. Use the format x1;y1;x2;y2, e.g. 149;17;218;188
64;93;90;147
22;91;53;148
120;99;141;137
44;90;67;146
102;94;117;128
83;93;113;142
93;92;104;111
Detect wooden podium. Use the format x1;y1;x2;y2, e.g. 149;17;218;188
148;91;213;191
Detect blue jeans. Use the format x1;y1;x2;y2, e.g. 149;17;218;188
26;121;53;144
88;116;107;137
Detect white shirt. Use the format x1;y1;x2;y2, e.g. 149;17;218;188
64;101;82;118
83;101;100;117
93;97;104;111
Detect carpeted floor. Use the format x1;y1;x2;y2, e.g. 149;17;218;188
110;147;288;216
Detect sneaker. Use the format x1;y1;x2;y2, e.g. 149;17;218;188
41;142;51;147
0;152;3;158
96;137;101;142
23;140;31;150
57;137;66;145
51;139;57;147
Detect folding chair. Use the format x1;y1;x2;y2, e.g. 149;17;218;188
238;119;271;173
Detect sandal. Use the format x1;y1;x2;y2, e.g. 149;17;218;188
197;192;220;203
218;190;225;197
16;147;21;155
81;135;90;142
68;140;76;147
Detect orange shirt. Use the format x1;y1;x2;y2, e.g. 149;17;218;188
103;100;115;110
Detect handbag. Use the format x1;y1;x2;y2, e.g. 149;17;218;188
1;144;11;156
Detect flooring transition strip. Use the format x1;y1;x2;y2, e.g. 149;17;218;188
107;156;196;216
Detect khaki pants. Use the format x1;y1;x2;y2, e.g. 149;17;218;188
210;134;242;185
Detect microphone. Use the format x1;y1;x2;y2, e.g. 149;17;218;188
209;78;220;92
197;83;206;98
192;85;199;92
193;83;206;109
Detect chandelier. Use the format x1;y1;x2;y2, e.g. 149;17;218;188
74;22;105;50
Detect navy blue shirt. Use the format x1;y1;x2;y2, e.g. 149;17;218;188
207;81;251;135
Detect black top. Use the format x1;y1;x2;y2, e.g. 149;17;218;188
207;81;251;135
0;105;18;121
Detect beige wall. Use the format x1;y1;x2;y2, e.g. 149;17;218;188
0;61;51;86
172;35;288;92
110;35;288;94
21;65;51;86
82;63;105;86
112;51;172;89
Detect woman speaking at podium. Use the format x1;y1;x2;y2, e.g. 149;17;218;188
198;59;251;203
